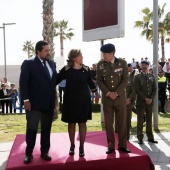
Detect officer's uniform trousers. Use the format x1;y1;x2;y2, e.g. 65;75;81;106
136;104;154;141
126;104;132;141
114;103;131;141
103;99;127;149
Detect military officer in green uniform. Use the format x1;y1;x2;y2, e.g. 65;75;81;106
126;63;137;141
96;43;131;154
134;60;158;144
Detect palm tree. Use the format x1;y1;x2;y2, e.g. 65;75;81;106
157;3;170;61
54;20;74;57
134;7;153;41
42;0;55;59
164;11;170;44
22;40;35;58
134;3;170;61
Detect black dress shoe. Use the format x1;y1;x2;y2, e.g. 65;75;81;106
41;153;52;161
106;148;115;154
24;154;33;164
118;147;131;153
79;147;85;157
69;144;75;155
148;139;158;143
138;139;143;144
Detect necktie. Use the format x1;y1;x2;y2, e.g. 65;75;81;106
43;61;51;79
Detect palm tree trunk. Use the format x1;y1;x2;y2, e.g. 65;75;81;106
42;0;55;59
28;48;30;58
161;36;165;61
60;34;64;57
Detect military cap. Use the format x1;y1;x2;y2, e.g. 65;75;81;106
127;63;132;67
141;60;149;65
100;43;115;53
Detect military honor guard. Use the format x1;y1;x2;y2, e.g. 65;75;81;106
97;43;131;154
134;60;158;144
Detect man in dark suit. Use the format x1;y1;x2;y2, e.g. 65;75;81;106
97;43;131;154
19;40;57;164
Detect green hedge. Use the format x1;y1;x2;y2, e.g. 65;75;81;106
59;103;101;113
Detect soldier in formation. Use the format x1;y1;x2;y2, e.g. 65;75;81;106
134;60;158;144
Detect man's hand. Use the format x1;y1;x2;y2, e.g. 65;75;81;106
24;101;31;111
126;98;131;105
145;98;152;105
108;92;118;100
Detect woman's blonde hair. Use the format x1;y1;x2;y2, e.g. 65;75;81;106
67;49;81;67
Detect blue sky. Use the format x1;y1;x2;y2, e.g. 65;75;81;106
0;0;170;68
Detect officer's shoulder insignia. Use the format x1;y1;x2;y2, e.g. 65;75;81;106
65;65;71;71
82;64;89;71
118;57;124;61
117;57;127;66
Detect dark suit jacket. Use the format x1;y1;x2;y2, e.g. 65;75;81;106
19;56;57;110
0;89;10;99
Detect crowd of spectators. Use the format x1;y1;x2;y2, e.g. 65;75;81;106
0;77;18;114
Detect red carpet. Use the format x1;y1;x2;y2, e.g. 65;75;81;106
5;131;154;170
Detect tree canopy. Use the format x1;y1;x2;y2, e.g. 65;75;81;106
134;3;170;61
54;20;74;57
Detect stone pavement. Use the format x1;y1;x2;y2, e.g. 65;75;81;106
0;142;13;170
130;132;170;170
0;132;170;170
